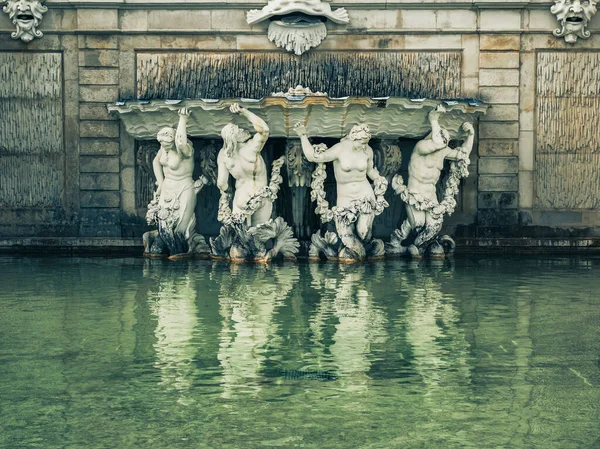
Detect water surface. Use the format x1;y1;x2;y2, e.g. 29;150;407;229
0;256;599;448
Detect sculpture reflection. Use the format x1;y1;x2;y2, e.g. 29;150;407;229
215;263;300;398
308;263;389;391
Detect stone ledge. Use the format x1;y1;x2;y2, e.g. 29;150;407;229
0;237;140;254
456;237;600;254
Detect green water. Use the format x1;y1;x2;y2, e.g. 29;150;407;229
0;255;599;449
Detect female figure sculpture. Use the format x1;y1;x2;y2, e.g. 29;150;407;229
294;122;389;262
211;104;299;262
143;108;210;259
388;105;475;258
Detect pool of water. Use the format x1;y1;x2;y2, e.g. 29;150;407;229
0;255;599;449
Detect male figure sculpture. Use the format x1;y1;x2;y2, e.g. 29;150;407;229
211;104;299;262
294;122;388;262
389;105;475;258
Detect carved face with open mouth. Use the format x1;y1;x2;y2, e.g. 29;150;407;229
551;0;598;43
247;0;349;55
2;0;48;42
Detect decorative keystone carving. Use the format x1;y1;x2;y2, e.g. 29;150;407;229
2;0;47;43
247;0;349;55
551;0;598;43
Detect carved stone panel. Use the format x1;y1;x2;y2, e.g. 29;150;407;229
536;52;600;209
136;51;462;100
0;52;63;208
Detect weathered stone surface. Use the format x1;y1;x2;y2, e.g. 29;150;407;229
147;10;211;30
80;173;120;191
481;104;519;122
80;68;119;85
479;140;518;157
79;50;119;68
80;191;120;208
480;87;519;104
480;34;521;51
480;52;520;69
80;104;116;121
479;157;519;174
80;208;121;226
478;209;519;227
479;175;518;192
80;139;119;155
80;121;119;138
478;192;518;209
539;211;583;226
80;156;120;173
80;86;119;103
78;35;119;50
77;9;118;30
479;69;519;87
479;122;519;139
480;10;522;31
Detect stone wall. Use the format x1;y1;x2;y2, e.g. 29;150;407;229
1;1;600;245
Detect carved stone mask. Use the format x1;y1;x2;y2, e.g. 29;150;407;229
2;0;47;43
247;0;349;55
551;0;598;43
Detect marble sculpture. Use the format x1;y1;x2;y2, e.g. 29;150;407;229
551;0;597;43
2;0;47;42
387;105;475;258
210;104;300;263
143;108;211;259
294;122;389;262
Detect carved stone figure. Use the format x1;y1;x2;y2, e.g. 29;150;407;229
551;0;597;43
2;0;47;43
387;105;475;258
294;123;389;262
247;0;349;55
143;108;211;259
210;104;299;263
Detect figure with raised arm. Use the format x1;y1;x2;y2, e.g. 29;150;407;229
210;103;299;262
143;107;210;259
294;122;389;262
388;105;475;258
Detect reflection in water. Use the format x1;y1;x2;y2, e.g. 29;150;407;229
308;263;389;391
404;260;472;398
214;263;300;398
144;260;201;404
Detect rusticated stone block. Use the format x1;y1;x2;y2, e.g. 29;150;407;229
80;121;119;139
479;175;518;192
80;173;119;191
480;35;520;51
479;69;519;87
80;69;119;85
77;10;118;31
478;209;519;227
80;156;119;173
80;139;119;155
481;105;519;122
80;191;120;208
78;35;119;50
479;87;519;104
79;50;119;68
80;86;119;103
479;157;519;174
479;139;518;157
479;122;519;139
480;52;520;69
539;211;583;227
80;104;116;121
80;208;120;225
478;192;518;209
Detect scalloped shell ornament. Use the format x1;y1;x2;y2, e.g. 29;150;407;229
247;0;349;55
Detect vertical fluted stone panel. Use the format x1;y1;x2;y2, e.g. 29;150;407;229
136;51;462;100
0;52;63;208
536;52;600;210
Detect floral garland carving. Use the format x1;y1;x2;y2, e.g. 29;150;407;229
309;144;389;226
391;150;470;221
217;156;286;225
